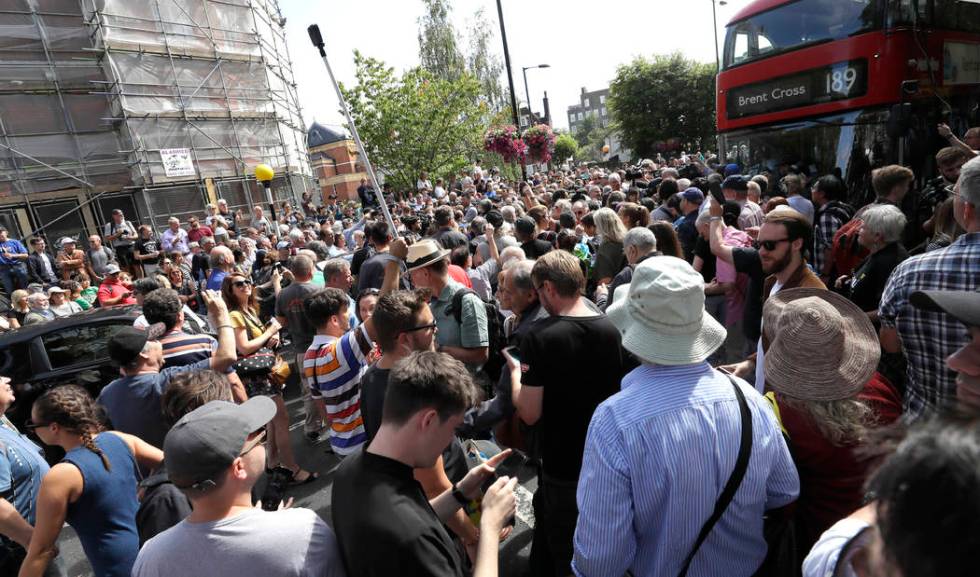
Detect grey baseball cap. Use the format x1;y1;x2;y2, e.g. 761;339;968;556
164;397;276;490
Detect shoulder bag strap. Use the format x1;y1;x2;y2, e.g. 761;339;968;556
677;374;753;577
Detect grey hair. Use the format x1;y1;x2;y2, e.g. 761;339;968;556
322;258;349;281
661;168;680;179
501;205;516;222
862;204;907;244
27;293;48;306
554;199;573;214
695;210;713;228
208;245;232;268
503;259;535;292
498;246;526;269
960;155;980;207
288;228;303;241
623;226;657;253
593;207;627;244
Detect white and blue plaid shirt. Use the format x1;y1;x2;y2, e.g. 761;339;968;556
879;232;980;419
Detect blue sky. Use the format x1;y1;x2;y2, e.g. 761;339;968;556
280;0;742;132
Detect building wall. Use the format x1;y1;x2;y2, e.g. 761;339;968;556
310;140;367;202
567;87;611;133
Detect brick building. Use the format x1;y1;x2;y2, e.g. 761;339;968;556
308;122;367;202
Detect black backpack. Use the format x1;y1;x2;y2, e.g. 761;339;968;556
449;288;507;385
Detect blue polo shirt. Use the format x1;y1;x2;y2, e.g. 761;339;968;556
0;240;27;266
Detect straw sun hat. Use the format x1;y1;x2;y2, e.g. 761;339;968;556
763;288;880;401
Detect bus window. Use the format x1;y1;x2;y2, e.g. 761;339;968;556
723;0;878;68
931;0;980;32
733;31;750;64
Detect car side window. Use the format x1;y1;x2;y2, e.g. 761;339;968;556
42;324;130;369
0;343;33;384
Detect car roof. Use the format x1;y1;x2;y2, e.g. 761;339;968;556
0;305;141;345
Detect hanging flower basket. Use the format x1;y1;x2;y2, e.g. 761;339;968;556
484;125;526;163
522;124;555;164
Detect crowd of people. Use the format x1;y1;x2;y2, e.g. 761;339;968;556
0;122;978;577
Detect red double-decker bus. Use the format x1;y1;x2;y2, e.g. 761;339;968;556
716;0;980;202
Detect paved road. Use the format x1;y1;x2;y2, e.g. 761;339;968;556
57;368;538;577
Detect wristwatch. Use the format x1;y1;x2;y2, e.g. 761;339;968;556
451;483;469;506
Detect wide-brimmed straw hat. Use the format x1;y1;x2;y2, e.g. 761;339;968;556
763;288;879;401
607;256;727;365
405;239;450;272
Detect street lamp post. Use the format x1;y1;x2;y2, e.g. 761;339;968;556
711;0;727;72
711;0;727;159
254;163;276;222
521;64;550;129
495;0;526;182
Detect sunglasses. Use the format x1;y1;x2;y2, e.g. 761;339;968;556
755;238;790;251
239;429;267;456
401;322;437;334
233;280;253;288
24;419;49;431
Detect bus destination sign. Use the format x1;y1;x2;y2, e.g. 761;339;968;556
727;60;868;120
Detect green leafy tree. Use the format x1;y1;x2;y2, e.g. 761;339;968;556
466;7;506;112
418;0;466;82
608;52;715;158
573;115;612;162
553;132;579;162
339;51;486;192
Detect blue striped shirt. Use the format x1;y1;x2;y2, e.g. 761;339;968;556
573;363;799;577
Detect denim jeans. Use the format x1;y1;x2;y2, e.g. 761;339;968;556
0;264;28;298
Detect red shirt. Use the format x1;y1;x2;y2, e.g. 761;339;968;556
447;264;473;288
776;373;901;554
187;226;214;243
97;279;137;306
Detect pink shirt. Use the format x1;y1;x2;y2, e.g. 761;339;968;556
717;227;753;327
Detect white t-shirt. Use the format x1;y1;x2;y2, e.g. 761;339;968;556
133;508;346;577
754;279;783;392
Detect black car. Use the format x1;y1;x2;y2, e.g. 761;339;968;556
0;305;143;429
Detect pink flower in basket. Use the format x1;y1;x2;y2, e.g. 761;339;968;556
521;124;555;164
484;125;525;163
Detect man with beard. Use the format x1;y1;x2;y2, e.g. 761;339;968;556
713;205;825;391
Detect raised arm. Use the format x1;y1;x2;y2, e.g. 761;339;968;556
203;289;237;372
708;198;734;265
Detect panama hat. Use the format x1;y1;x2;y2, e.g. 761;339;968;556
763;288;879;401
405;239;450;272
607;256;726;365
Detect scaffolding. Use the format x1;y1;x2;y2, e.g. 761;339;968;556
0;0;312;238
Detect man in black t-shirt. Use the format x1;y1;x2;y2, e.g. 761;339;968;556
357;177;378;209
507;250;625;577
333;351;516;577
357;221;409;293
514;216;553;260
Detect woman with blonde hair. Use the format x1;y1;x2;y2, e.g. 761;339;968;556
591;207;628;286
762;289;900;559
19;385;162;577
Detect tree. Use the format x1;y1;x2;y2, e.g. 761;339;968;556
418;0;466;82
608;53;715;158
572;115;612;162
466;7;506;113
553;133;579;163
339;51;486;192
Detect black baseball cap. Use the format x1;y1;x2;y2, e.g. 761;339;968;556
722;175;749;191
164;397;277;490
108;323;166;366
911;291;980;328
515;217;536;235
